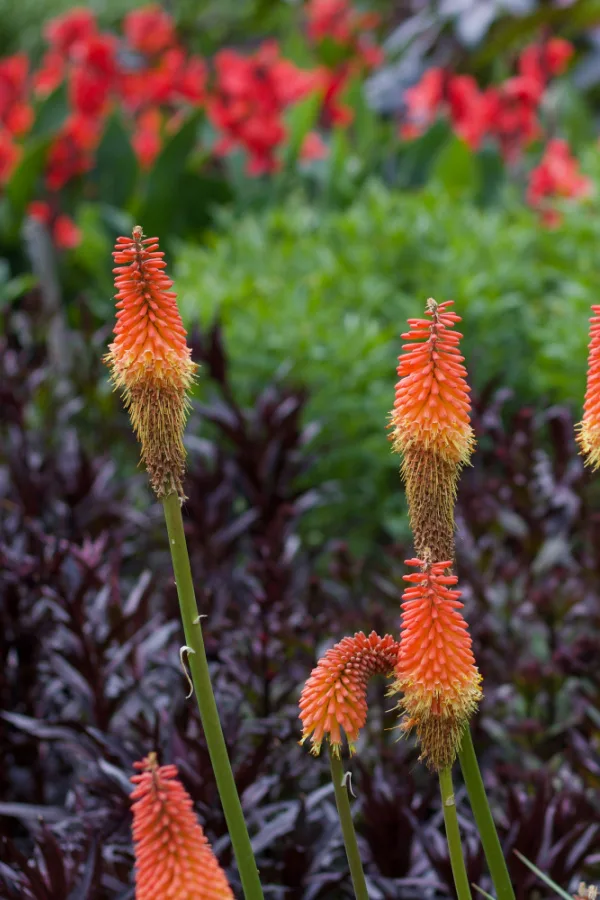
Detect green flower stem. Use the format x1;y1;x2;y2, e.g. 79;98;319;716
439;766;472;900
162;492;263;900
330;753;369;900
458;728;515;900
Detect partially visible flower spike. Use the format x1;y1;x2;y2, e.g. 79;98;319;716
391;558;482;771
105;226;196;499
576;304;600;469
390;298;475;562
299;631;400;756
131;753;233;900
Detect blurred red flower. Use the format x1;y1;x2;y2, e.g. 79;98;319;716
209;41;318;175
300;130;328;161
527;138;591;224
0;54;33;137
69;34;118;118
44;8;97;55
46;114;99;190
320;65;354;126
124;5;177;56
404;68;445;132
0;128;20;183
519;38;573;84
27;200;81;249
34;51;66;97
447;75;493;149
307;0;382;67
132;107;162;168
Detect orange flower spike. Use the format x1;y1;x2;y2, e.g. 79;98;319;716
393;558;482;770
105;226;196;499
390;298;475;562
131;753;233;900
299;631;400;756
576;305;600;469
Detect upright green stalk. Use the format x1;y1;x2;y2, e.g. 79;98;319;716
162;492;263;900
330;753;369;900
458;728;515;900
439;767;472;900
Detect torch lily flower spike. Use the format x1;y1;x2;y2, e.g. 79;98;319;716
390;298;475;562
392;558;482;770
299;631;400;756
105;226;196;499
131;753;234;900
577;304;600;469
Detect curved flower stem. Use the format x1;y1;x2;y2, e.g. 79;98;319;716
162;492;264;900
439;766;472;900
458;727;515;900
330;753;369;900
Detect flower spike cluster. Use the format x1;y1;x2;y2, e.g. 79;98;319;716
105;227;196;499
299;631;400;756
576;305;600;469
131;753;233;900
390;298;475;562
393;559;482;770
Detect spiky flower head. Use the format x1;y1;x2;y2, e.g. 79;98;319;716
131;753;233;900
105;227;196;499
299;631;400;756
392;558;482;771
390;299;475;562
576;305;600;469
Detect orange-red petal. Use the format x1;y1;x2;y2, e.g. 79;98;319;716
391;298;474;466
576;304;600;469
105;226;196;498
392;558;482;769
131;753;233;900
299;631;400;755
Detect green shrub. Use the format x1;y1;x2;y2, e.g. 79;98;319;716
176;166;600;549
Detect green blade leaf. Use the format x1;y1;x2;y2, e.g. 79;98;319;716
513;850;574;900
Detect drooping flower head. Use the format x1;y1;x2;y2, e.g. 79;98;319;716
131;753;233;900
299;631;400;756
105;227;196;499
392;558;482;770
576;305;600;469
390;298;474;562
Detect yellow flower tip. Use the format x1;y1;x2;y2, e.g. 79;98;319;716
392;558;482;770
576;304;600;470
130;753;233;900
299;631;400;756
390;298;475;467
105;226;197;499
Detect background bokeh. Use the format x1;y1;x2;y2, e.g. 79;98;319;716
1;2;600;898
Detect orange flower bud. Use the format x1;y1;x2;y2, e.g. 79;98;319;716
576;304;600;469
105;226;196;499
390;298;475;562
392;559;482;770
299;631;400;756
131;753;233;900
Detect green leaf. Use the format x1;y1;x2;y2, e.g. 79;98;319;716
6;137;50;220
281;91;322;171
90;114;138;210
30;84;68;138
553;82;596;150
432;136;480;198
70;203;113;305
476;145;505;207
135;113;202;239
397;119;452;189
513;851;574;900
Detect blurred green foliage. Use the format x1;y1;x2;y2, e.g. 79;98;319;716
176;158;600;548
